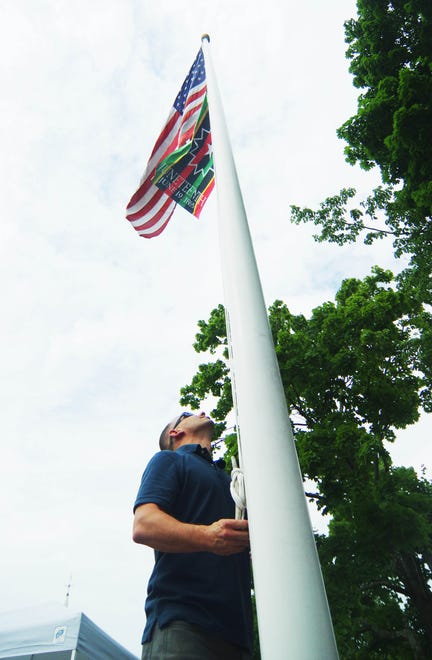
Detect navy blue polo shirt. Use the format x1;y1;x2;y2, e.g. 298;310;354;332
133;444;253;651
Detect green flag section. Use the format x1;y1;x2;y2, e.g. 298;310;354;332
154;96;214;218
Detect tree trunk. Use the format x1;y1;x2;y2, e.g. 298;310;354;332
396;552;432;650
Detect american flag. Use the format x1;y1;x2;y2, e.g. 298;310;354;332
126;48;214;239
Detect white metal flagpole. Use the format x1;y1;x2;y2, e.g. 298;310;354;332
201;35;339;659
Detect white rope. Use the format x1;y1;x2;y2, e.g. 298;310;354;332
230;455;247;520
224;309;247;519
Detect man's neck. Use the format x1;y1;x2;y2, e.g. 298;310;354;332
176;436;212;454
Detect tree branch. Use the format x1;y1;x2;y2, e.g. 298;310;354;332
364;579;409;597
305;491;325;502
344;220;396;235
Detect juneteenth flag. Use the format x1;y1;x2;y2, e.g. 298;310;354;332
126;48;214;238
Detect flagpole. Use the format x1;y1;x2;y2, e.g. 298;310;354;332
201;35;339;659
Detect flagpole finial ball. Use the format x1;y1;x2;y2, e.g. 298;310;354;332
201;34;210;42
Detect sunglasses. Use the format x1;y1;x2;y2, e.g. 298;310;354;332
172;411;194;430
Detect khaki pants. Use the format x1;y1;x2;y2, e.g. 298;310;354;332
141;621;251;660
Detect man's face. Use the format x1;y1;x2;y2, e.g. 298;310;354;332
170;411;214;435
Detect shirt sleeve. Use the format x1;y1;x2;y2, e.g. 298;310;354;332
133;451;182;514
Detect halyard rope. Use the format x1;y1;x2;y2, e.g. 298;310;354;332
230;455;246;520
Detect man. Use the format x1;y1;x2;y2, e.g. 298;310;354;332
133;411;253;659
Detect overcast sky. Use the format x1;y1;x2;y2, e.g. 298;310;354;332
1;1;430;655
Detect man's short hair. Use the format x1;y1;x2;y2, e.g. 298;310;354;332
159;422;172;450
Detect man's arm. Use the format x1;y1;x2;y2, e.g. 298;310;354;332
133;503;249;556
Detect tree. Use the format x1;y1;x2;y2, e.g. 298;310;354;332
317;466;432;659
340;0;432;213
180;269;432;657
289;0;432;303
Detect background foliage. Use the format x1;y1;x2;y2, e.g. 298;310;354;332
290;0;432;305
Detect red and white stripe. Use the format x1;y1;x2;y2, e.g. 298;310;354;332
126;80;207;238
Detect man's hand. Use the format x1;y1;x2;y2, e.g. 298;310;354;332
205;518;250;556
133;503;249;555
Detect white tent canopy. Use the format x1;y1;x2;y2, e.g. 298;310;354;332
0;603;139;660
